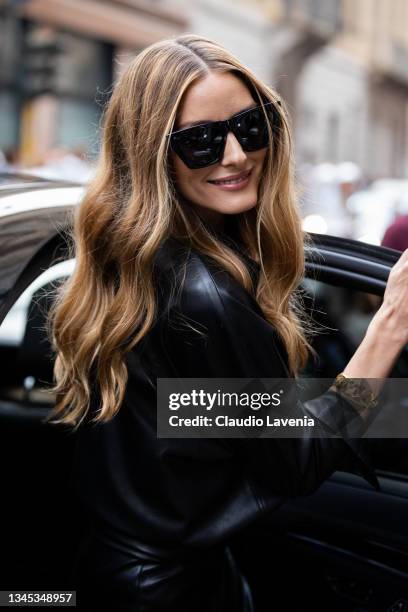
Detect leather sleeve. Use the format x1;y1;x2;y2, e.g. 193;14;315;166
154;251;381;523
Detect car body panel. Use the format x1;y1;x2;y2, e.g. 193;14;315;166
0;185;83;318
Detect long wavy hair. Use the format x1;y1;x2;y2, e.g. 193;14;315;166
45;33;319;430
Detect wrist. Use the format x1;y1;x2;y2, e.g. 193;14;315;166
330;373;379;416
367;305;405;349
342;308;403;382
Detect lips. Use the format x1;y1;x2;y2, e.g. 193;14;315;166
207;169;252;185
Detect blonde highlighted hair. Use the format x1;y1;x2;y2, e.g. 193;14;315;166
45;33;318;430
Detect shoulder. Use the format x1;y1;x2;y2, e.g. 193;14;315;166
152;237;291;378
153;236;258;321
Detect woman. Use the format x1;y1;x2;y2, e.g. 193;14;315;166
46;34;408;611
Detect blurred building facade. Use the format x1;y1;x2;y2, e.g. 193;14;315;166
1;0;407;179
192;0;408;178
0;0;187;165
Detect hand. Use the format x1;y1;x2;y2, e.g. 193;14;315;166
370;247;408;347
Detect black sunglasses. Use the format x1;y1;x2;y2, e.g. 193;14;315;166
167;101;280;170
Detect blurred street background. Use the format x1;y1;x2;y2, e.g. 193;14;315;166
1;0;408;245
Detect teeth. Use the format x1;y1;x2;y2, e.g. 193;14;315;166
217;178;241;184
212;173;249;185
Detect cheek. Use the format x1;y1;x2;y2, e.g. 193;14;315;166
172;156;208;197
253;149;268;170
251;150;268;185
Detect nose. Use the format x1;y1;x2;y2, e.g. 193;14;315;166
220;131;248;168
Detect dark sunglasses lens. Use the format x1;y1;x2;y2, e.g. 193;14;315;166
233;106;272;151
172;124;225;169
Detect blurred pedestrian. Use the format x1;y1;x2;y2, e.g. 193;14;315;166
381;214;408;252
24;146;94;182
0;147;20;172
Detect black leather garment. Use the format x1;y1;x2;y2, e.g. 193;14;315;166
70;235;381;611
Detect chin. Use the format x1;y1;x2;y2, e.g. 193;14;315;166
215;197;257;215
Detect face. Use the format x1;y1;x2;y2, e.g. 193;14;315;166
171;71;268;228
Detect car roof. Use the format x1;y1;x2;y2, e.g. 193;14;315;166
0;172;83;197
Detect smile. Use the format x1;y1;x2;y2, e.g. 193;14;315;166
207;169;252;189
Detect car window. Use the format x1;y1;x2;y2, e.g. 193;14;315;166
0;259;75;346
0;259;74;407
300;278;408;478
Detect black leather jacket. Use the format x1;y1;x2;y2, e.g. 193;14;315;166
71;235;380;611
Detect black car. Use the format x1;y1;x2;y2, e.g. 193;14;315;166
1;174;407;611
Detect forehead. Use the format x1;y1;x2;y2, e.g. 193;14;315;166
176;71;256;128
